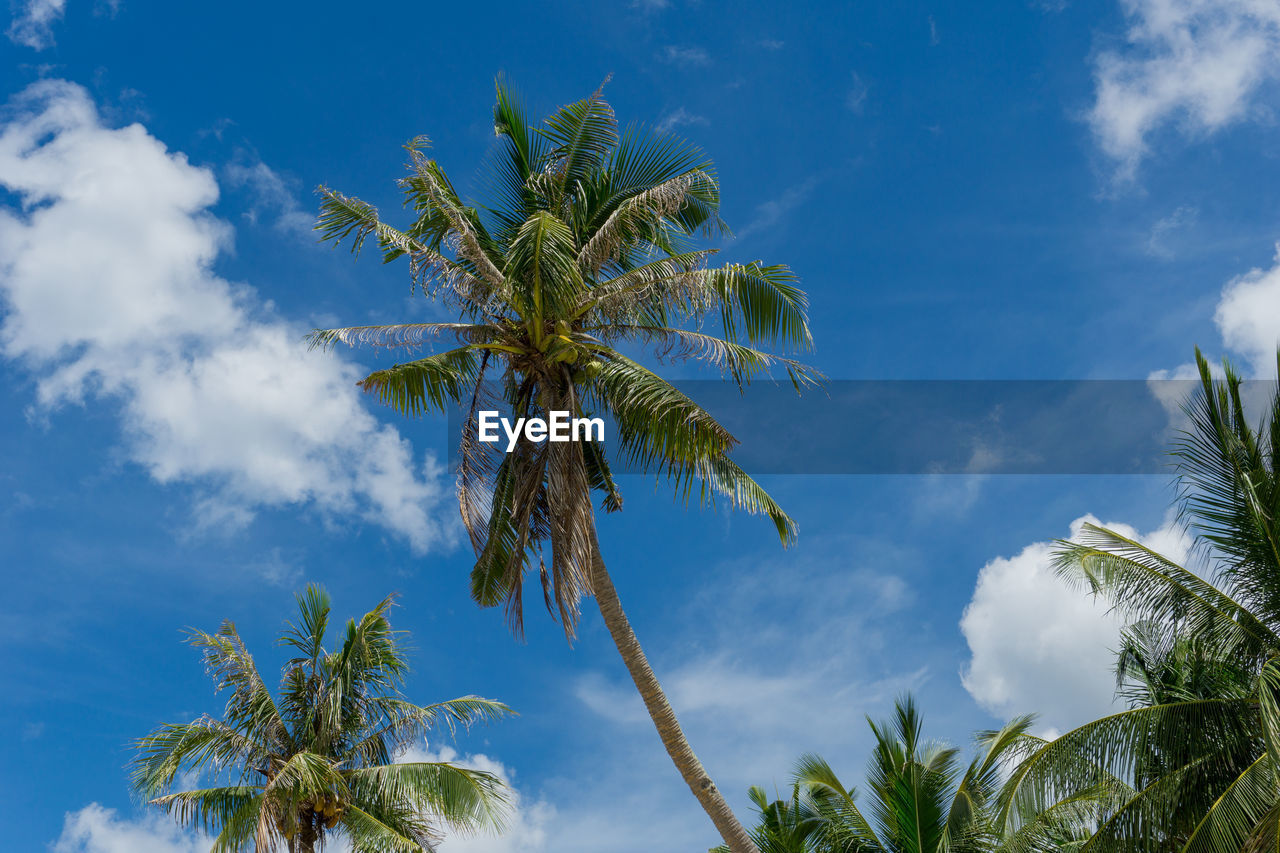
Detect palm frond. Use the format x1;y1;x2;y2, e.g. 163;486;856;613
347;761;509;833
1053;523;1279;663
357;345;481;418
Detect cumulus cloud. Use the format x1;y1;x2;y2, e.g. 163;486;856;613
0;80;450;551
1147;242;1280;386
960;514;1190;734
7;0;66;50
53;804;208;853
1090;0;1280;177
1214;245;1280;374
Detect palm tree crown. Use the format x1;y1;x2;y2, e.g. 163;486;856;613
310;76;818;853
131;586;512;852
728;697;1097;853
310;76;817;638
1002;351;1280;852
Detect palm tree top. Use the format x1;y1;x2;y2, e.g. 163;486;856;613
1004;350;1280;852
310;76;819;638
131;585;513;852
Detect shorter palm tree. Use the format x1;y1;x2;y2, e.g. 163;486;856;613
725;696;1101;853
131;585;513;853
714;785;830;853
998;351;1280;852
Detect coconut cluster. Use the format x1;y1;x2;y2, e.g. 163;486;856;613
277;793;345;839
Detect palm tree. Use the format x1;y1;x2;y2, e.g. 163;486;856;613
795;697;1030;853
999;350;1280;852
131;585;512;852
309;77;816;852
725;697;1101;853
713;784;831;853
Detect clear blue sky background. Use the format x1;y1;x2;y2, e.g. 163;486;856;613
3;1;1280;851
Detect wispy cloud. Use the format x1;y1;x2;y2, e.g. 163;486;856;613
656;106;708;133
1144;205;1199;258
630;0;669;10
574;547;925;786
224;154;315;239
733;176;821;243
1090;0;1280;179
928;15;940;45
661;45;711;67
846;71;870;113
7;0;66;50
759;38;785;51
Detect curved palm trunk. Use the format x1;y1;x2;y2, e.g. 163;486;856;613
588;530;761;853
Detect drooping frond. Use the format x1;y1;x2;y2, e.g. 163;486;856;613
600;325;823;389
1054;523;1279;663
589;352;737;469
706;262;812;351
186;624;290;757
346;761;509;833
997;699;1256;832
357;346;481;418
316;187;493;306
402;145;507;290
578;169;713;275
306;322;500;352
149;786;262;835
132;718;272;797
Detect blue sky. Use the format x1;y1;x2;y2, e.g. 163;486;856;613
3;1;1280;851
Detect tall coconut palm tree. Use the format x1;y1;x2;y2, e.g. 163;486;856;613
998;350;1280;852
309;77;816;852
724;697;1105;853
131;585;512;852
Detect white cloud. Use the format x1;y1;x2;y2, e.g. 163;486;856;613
734;176;820;243
53;804;208;853
7;0;65;50
575;552;923;782
1090;0;1280;177
555;548;929;851
846;72;870;113
1149;242;1280;383
960;514;1190;733
661;45;710;67
1214;244;1280;374
225;155;315;239
1145;204;1199;257
0;80;450;551
402;743;554;853
656;107;708;133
